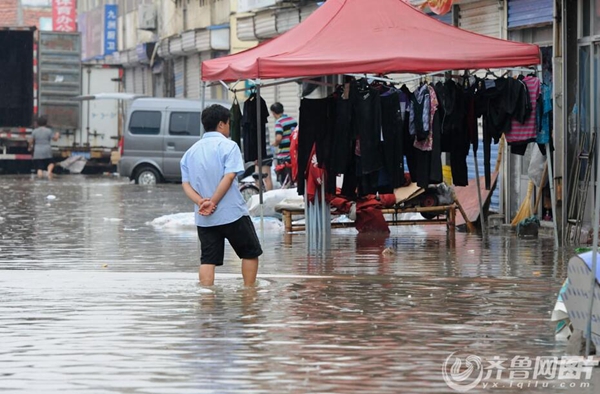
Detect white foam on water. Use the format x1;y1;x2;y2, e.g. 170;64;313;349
148;212;284;232
148;212;195;229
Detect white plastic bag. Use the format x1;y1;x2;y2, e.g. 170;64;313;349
528;145;547;188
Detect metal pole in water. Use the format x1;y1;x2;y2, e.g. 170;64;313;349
321;180;326;254
585;134;600;356
473;151;486;238
546;143;559;247
256;81;264;240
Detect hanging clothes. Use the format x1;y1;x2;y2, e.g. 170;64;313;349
399;88;417;182
428;85;443;185
297;97;335;196
380;91;405;188
413;85;441;188
409;84;430;142
230;97;242;149
476;77;530;189
330;94;354;175
537;82;552;145
352;80;383;174
414;85;438;152
507;75;540;151
464;82;479;154
305;144;326;203
241;93;269;162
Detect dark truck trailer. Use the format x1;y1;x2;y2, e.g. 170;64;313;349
0;27;86;173
0;27;34;129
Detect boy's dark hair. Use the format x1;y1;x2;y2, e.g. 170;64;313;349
36;115;48;127
270;102;284;115
201;104;230;132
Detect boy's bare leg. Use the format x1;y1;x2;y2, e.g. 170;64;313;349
199;264;215;286
37;169;43;178
242;258;258;286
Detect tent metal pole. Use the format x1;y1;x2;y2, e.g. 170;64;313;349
473;151;486;238
321;180;326;253
304;183;309;252
546;143;559;247
300;78;337;88
218;80;229;91
396;70;455;85
256;80;264;239
585;133;600;356
200;81;206;114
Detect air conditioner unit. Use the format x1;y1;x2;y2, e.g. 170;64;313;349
138;4;157;30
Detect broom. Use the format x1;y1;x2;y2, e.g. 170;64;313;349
511;181;535;227
533;162;549;214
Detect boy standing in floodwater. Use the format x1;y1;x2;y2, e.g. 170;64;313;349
180;104;262;286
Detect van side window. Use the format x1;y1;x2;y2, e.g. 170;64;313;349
129;111;161;135
169;112;201;136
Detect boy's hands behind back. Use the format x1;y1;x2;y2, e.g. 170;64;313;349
198;199;217;216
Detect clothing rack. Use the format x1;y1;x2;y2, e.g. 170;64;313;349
209;76;307;92
345;74;399;85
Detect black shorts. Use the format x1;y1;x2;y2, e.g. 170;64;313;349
196;216;263;266
33;158;54;171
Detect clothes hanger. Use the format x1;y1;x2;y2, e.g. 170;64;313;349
484;69;499;79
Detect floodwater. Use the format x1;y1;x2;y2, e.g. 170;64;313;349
0;174;597;393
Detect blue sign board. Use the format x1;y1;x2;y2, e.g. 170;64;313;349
104;4;118;55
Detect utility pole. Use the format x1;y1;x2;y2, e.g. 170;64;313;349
17;0;24;26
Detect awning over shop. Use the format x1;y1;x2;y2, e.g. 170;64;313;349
202;0;541;81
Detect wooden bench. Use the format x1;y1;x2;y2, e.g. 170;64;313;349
277;204;457;234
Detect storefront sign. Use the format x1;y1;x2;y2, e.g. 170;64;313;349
238;0;277;13
52;0;77;32
104;4;118;55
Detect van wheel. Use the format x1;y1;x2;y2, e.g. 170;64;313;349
135;166;160;185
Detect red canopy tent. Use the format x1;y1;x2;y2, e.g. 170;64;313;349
202;0;540;82
200;0;542;248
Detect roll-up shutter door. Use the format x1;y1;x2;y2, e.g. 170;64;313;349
507;0;553;29
300;3;319;21
458;0;501;38
237;16;256;41
276;83;300;124
276;8;300;34
259;84;276;146
174;57;185;98
124;68;134;93
185;54;201;99
133;66;144;95
254;10;277;39
145;66;153;96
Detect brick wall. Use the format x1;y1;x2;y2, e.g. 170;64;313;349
0;1;52;28
24;7;52;27
0;0;19;26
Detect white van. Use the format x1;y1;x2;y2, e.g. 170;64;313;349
118;98;229;184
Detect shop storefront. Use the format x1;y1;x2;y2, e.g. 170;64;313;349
563;0;600;238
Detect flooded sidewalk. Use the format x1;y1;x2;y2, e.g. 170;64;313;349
0;175;597;393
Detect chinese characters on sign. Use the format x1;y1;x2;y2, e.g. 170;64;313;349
52;0;77;32
104;5;118;55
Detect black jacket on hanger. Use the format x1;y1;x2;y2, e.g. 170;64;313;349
241;93;269;162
